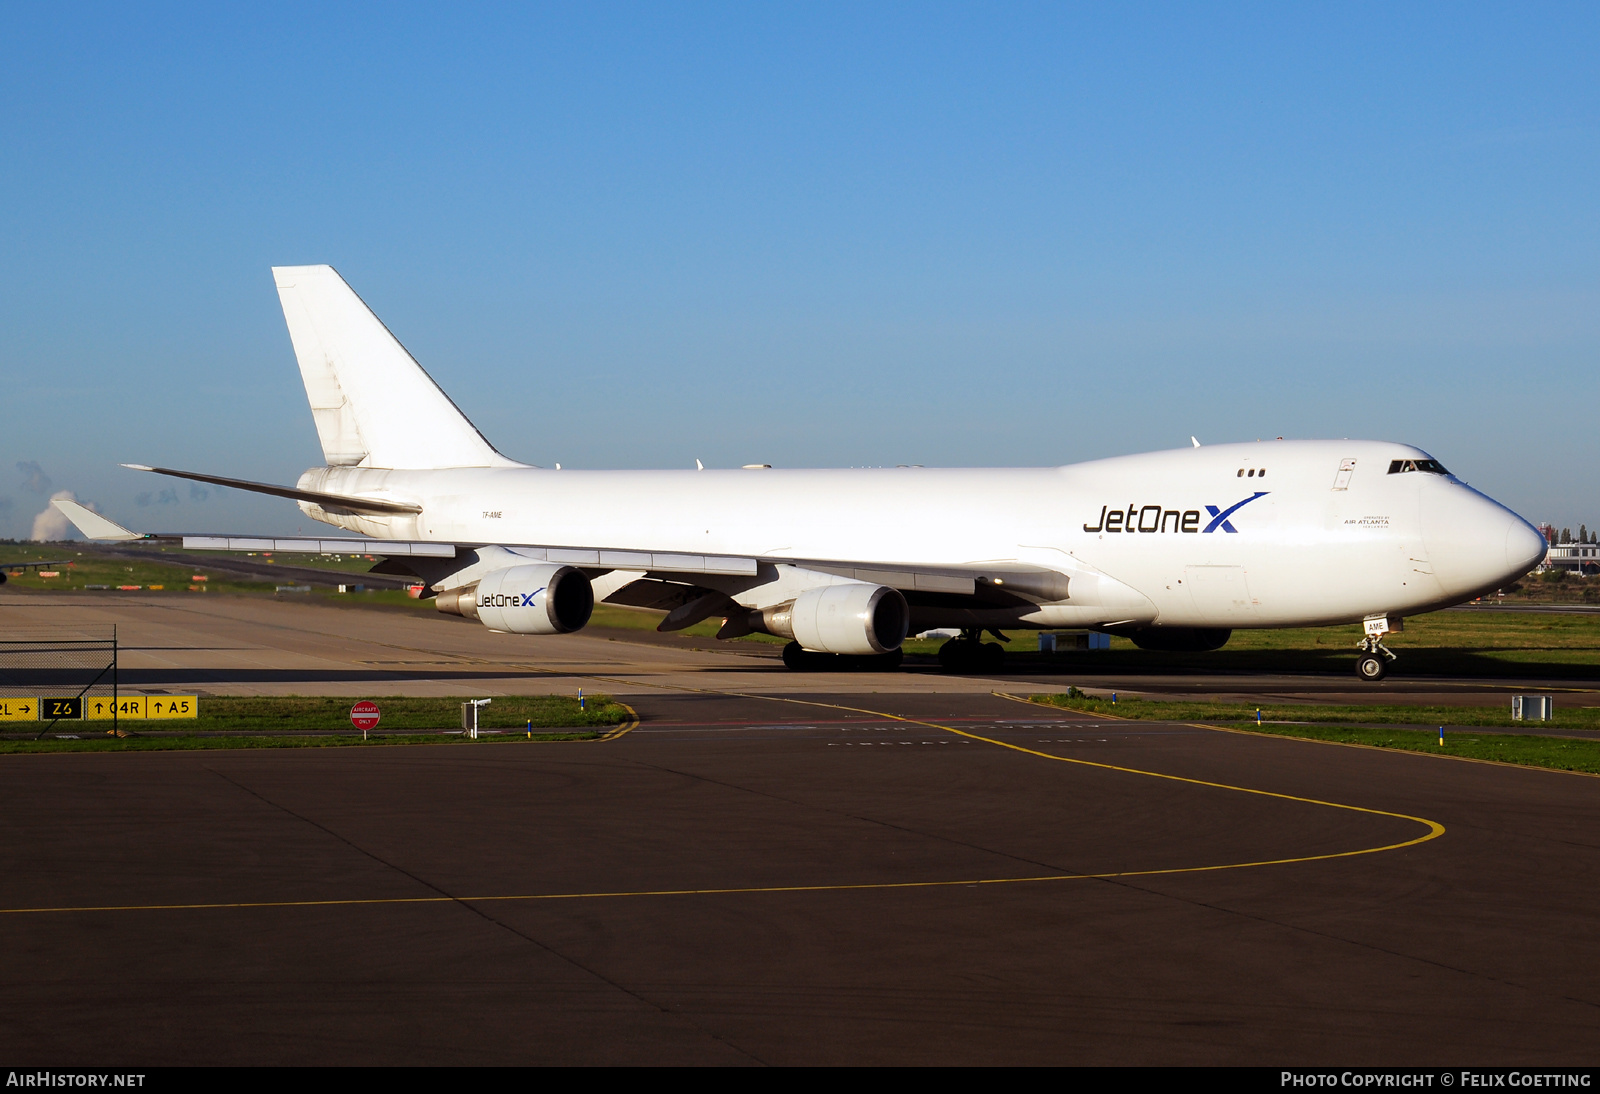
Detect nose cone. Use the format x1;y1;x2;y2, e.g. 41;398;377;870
1423;483;1546;599
1505;515;1549;576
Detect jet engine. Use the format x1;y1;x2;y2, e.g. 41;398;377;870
761;583;909;655
434;564;594;635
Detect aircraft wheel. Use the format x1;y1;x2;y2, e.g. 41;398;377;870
1355;653;1388;682
981;642;1005;669
939;639;975;672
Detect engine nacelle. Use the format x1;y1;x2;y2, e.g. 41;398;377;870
435;564;594;635
764;583;909;655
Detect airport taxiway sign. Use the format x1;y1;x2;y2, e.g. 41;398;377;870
87;696;146;720
350;701;381;732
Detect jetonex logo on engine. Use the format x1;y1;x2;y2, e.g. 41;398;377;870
1083;492;1267;534
480;587;546;608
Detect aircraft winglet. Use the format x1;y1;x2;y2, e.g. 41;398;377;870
50;498;143;541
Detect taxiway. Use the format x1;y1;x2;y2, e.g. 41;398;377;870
0;592;1596;1064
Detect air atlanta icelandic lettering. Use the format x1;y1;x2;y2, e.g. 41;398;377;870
1083;492;1269;535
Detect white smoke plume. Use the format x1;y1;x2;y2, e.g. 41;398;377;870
30;490;97;541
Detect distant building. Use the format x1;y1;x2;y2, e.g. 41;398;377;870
1542;542;1598;576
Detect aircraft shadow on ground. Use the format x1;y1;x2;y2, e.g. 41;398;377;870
1;649;1595;688
922;648;1600;682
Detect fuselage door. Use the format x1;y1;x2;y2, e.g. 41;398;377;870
1332;459;1356;491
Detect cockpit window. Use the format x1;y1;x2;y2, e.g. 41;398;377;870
1387;459;1450;476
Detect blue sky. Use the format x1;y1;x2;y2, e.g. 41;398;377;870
3;3;1597;537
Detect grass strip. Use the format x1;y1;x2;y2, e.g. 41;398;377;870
1028;694;1600;729
1215;722;1600;775
1030;694;1600;775
177;694;625;732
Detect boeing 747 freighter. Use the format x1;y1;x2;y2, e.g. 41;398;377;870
56;265;1547;680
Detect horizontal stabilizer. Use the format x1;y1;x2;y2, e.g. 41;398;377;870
123;464;422;516
51;499;144;541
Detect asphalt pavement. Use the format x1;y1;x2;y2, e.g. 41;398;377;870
1;590;1597;1064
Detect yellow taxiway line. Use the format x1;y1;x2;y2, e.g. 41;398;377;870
0;680;1446;918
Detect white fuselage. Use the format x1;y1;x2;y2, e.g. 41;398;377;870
295;439;1546;633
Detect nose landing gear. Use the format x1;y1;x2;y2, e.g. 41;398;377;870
1355;635;1397;681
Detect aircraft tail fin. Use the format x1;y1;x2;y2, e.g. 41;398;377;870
271;265;521;470
51;498;143;541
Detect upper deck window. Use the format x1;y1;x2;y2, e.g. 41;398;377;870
1387;459;1450;476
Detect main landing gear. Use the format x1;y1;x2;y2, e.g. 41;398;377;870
938;629;1008;673
1355;635;1397;682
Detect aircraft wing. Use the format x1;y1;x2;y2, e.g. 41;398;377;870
91;466;1073;604
49;499;146;542
51;497;447;555
50;501;765;574
50;498;1070;610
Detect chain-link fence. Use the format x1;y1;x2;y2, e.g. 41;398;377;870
0;626;121;737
